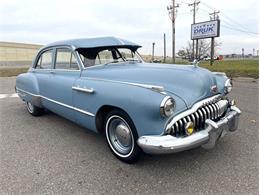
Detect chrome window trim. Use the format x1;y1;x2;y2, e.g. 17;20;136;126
16;87;94;117
33;45;84;71
165;94;221;132
74;50;85;70
34;48;55;69
54;46;81;71
80;49;143;70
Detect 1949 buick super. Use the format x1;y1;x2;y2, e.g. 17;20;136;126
16;37;241;163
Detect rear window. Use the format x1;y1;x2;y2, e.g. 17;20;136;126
36;50;53;69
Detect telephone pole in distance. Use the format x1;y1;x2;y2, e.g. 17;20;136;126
167;0;179;64
209;10;220;65
188;0;200;60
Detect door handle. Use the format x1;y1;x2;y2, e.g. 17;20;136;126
72;86;94;94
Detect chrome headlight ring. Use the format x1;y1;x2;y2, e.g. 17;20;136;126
160;96;175;117
224;78;232;94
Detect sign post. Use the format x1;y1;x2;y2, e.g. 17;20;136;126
191;20;220;64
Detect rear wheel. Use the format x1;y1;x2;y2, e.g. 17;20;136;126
26;101;44;116
105;110;141;163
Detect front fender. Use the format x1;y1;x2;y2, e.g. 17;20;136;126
73;77;187;136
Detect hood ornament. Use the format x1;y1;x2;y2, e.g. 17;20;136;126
210;85;218;93
191;59;200;67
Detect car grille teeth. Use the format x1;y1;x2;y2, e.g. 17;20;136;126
170;100;228;137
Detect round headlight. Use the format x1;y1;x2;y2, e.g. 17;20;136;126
160;96;175;117
224;79;232;94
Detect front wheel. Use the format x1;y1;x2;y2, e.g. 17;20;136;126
26;101;44;116
105;110;141;163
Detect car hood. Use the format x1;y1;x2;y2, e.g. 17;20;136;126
84;62;219;107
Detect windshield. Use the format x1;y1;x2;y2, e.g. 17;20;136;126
77;47;143;68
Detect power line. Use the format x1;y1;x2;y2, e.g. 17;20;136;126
220;20;258;36
200;1;258;34
221;24;259;35
199;9;258;36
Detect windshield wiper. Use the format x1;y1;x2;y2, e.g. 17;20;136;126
125;59;142;63
103;60;120;66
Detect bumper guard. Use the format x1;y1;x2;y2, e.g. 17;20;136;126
137;106;241;154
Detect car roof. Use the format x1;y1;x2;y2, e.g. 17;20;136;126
43;36;141;50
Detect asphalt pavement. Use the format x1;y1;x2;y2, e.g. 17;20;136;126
0;77;258;194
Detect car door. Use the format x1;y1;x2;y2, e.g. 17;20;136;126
42;47;81;121
33;48;56;108
72;49;116;131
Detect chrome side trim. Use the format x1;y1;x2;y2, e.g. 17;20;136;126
165;94;221;132
85;77;165;94
72;86;94;94
16;88;94;117
17;88;41;98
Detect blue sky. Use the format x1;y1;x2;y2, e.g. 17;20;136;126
0;0;259;56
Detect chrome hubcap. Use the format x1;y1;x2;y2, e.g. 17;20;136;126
27;102;34;113
115;123;132;146
107;116;134;156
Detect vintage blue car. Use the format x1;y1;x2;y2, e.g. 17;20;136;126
16;37;241;163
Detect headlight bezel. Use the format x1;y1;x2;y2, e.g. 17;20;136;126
160;96;175;117
224;78;232;94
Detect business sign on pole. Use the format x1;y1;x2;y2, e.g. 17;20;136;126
191;20;220;40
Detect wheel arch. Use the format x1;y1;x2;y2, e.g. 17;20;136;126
95;105;134;135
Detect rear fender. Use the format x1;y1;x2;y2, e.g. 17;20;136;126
16;71;42;107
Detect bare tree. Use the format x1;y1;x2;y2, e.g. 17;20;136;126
178;40;221;60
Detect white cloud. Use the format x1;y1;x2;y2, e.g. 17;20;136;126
0;0;259;55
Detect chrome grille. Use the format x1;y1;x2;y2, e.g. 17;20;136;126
170;99;229;137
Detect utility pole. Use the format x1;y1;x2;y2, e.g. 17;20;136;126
188;0;200;60
209;10;220;65
163;33;166;63
242;48;244;59
253;48;255;56
152;42;155;62
167;1;179;64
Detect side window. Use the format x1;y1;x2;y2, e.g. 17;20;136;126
55;48;79;70
36;50;53;69
95;49;114;65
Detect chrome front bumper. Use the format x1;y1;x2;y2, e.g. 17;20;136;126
137;106;241;154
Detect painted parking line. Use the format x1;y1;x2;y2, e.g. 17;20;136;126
0;93;19;99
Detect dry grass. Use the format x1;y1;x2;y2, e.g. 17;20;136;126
199;60;259;78
169;59;259;78
0;67;29;77
0;59;258;78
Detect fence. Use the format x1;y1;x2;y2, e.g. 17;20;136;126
0;42;42;67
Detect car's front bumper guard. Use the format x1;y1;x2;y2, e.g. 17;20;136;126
137;106;241;154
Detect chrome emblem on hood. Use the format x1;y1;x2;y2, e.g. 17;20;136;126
210;85;218;93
